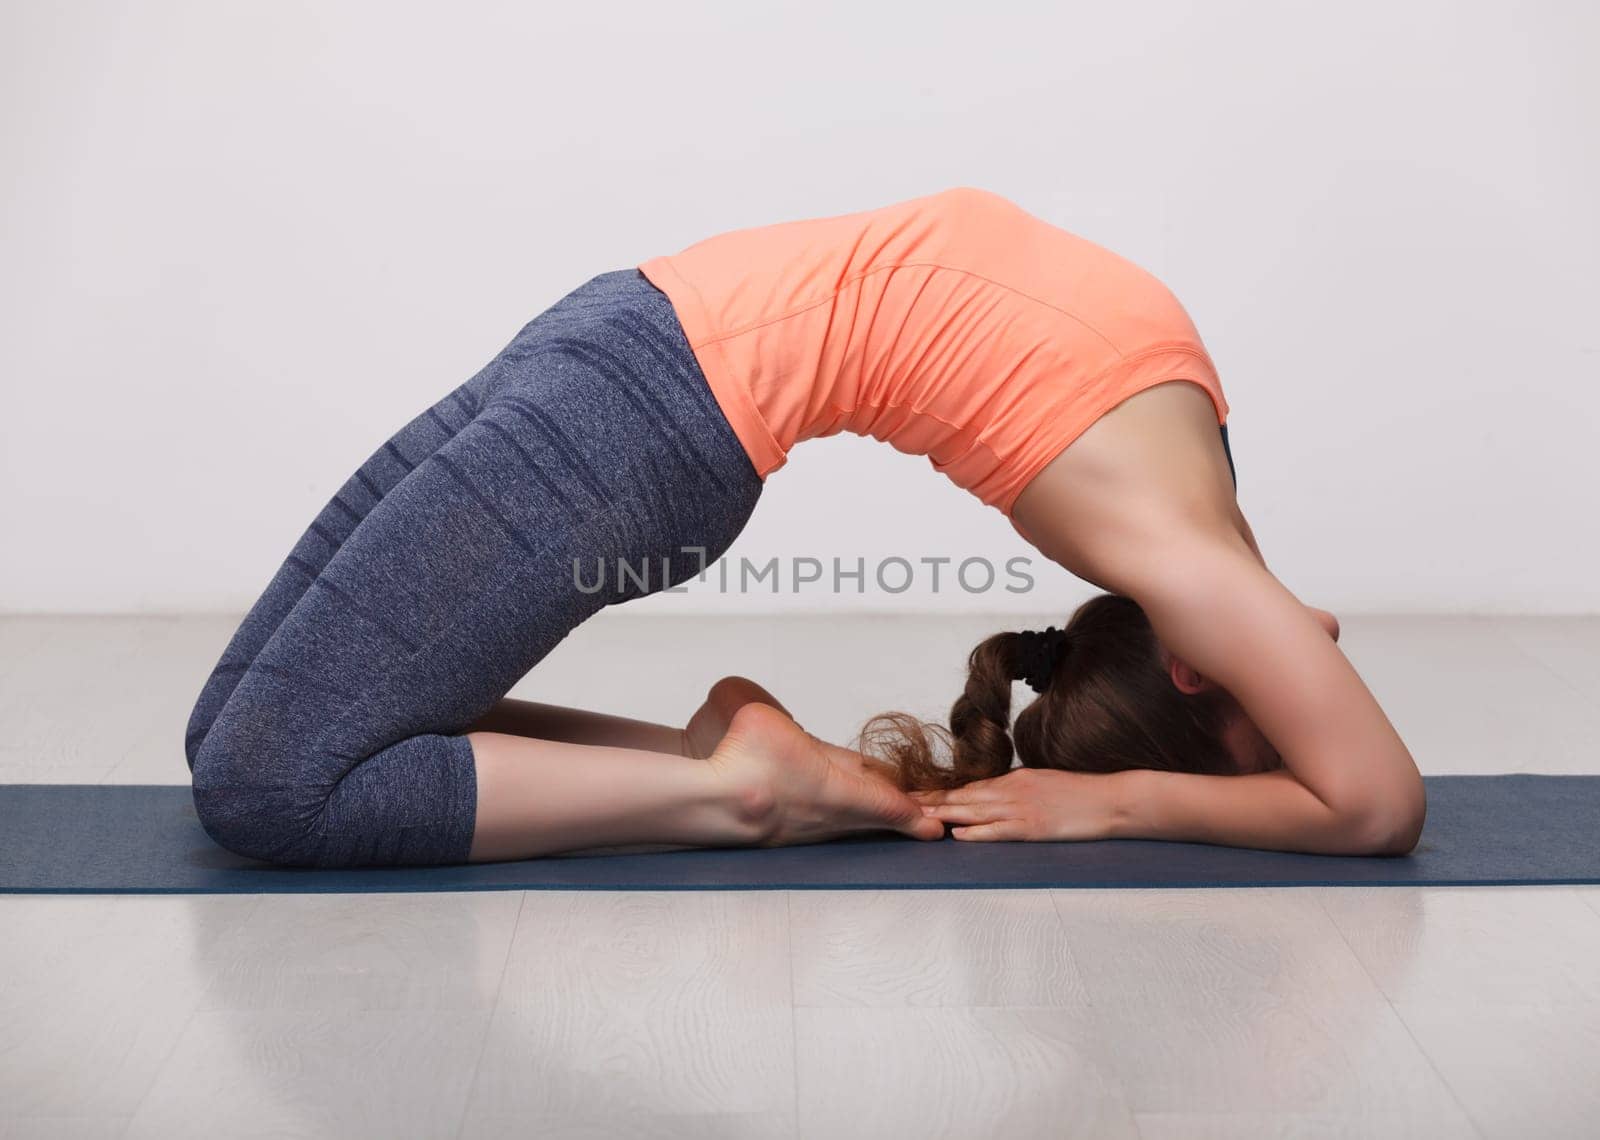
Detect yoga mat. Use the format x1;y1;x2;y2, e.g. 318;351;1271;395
1;776;1596;894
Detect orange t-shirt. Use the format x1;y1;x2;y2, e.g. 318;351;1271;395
637;186;1228;516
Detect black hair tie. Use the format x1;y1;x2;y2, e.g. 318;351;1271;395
1014;626;1068;694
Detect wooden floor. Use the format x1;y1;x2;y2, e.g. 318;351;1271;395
2;613;1598;1139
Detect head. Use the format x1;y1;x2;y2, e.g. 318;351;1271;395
861;593;1339;793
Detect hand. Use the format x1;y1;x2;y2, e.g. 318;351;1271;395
909;767;1123;841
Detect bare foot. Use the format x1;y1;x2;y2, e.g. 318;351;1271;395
683;675;793;760
707;702;946;846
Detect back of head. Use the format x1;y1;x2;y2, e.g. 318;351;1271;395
860;593;1238;792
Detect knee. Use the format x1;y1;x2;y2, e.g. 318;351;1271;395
183;702;213;772
184;679;234;772
190;733;328;867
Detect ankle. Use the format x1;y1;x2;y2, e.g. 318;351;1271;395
704;704;787;844
722;771;778;845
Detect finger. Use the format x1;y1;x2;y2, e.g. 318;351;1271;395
924;783;1008;805
922;802;1011;825
951;820;1030;841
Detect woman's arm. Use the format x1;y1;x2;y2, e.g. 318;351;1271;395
915;763;1418;854
1105;521;1426;853
1113;768;1419;854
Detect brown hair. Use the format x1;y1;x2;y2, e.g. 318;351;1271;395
859;593;1240;792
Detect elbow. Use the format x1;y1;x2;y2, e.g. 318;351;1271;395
1342;781;1427;856
1358;808;1424;856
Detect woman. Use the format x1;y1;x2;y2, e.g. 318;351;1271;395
185;187;1424;868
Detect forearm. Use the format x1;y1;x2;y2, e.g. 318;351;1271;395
1111;767;1418;855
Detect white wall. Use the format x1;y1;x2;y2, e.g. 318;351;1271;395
2;0;1596;615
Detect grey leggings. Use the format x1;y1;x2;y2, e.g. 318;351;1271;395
185;269;763;868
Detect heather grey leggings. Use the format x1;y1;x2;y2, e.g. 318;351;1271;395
185;269;763;868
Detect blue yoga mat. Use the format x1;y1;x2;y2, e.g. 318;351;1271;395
1;776;1596;893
